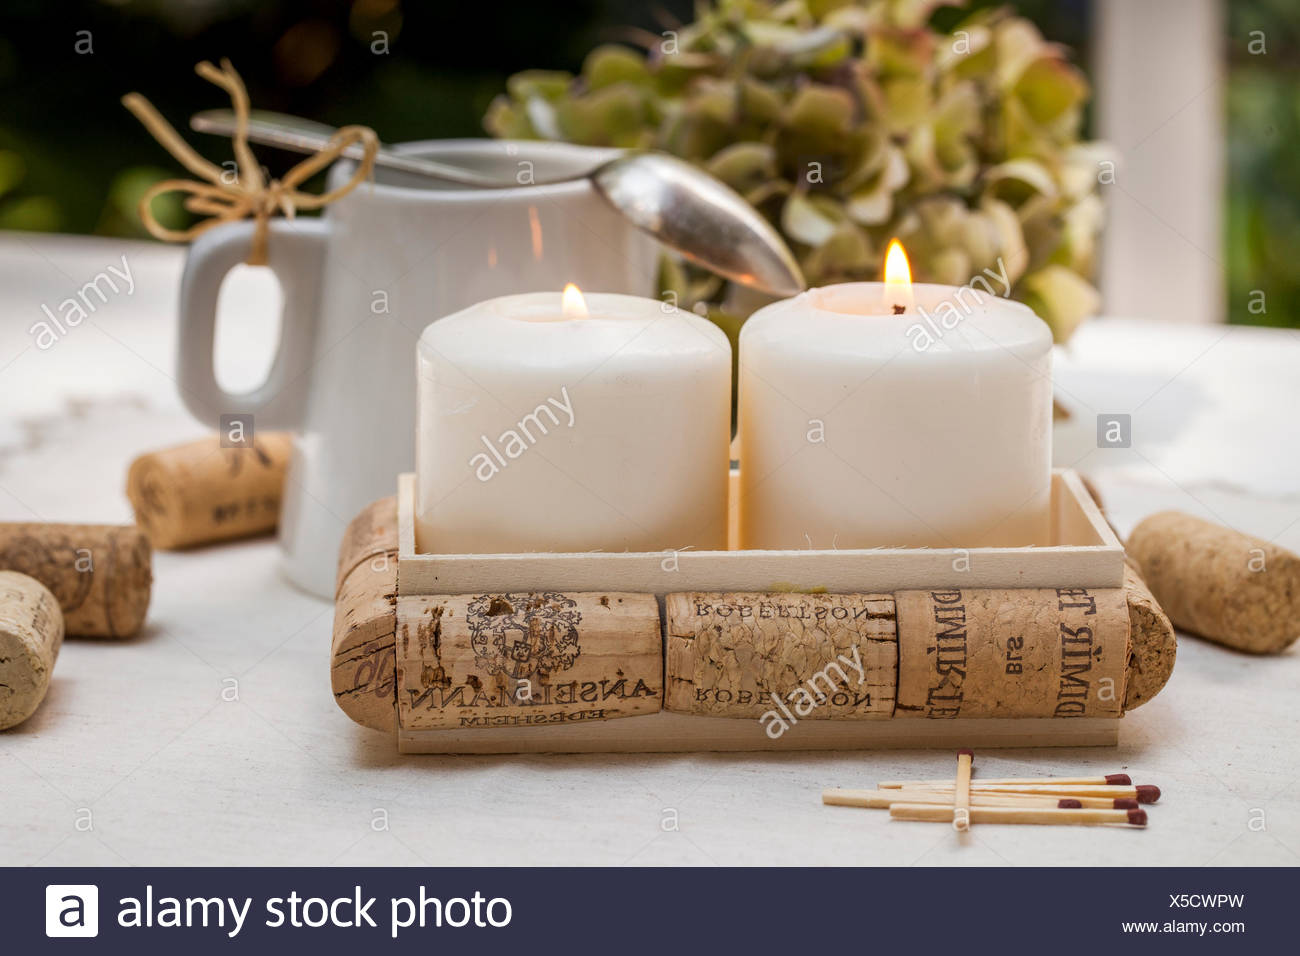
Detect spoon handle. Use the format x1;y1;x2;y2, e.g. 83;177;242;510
189;108;504;187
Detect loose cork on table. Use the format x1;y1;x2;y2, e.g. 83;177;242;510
126;432;292;550
0;570;65;730
0;522;151;638
1128;510;1300;655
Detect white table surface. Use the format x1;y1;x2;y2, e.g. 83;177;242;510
1;232;1298;867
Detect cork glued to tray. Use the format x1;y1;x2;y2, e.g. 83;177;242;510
327;468;1180;753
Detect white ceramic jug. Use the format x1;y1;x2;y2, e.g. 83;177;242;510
177;140;660;596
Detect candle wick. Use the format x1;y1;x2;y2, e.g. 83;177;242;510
892;304;905;315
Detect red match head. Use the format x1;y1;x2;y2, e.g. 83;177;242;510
1127;808;1148;826
1113;798;1139;810
1104;773;1132;786
1135;785;1161;804
1057;799;1083;809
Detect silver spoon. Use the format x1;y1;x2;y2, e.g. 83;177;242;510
190;108;806;297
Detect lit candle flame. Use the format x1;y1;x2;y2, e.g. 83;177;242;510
883;238;914;314
562;283;588;319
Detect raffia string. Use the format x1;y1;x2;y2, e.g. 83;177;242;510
122;59;378;266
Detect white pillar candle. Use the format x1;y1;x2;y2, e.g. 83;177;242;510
739;281;1053;550
416;290;731;554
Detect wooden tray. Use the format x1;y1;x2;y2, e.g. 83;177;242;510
329;468;1156;753
397;468;1124;596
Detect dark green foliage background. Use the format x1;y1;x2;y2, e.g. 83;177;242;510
0;0;1289;327
1224;0;1299;328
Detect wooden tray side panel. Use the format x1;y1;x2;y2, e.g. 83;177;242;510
398;470;1124;596
1055;469;1121;548
397;713;1119;754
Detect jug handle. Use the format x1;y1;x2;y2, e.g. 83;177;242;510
176;219;329;431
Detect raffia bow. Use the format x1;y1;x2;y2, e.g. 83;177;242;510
122;59;378;266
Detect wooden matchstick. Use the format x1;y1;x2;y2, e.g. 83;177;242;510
1058;797;1141;810
889;804;1148;826
953;748;973;831
823;789;1138;811
879;774;1132;788
887;783;1160;803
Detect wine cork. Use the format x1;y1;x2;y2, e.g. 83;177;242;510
0;522;151;638
1128;511;1300;654
332;496;399;733
894;587;1129;719
126;432;293;549
1068;479;1175;708
0;571;65;730
335;491;399;598
664;592;897;721
396;591;661;730
1122;560;1176;709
